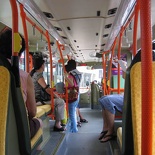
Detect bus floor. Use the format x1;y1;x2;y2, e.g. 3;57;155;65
40;108;121;155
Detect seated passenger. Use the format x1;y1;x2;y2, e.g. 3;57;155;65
30;54;66;131
0;28;42;139
98;94;124;142
98;49;155;143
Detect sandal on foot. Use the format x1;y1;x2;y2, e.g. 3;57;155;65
100;134;116;143
77;121;82;127
98;130;108;140
61;123;66;127
80;119;88;123
53;126;65;132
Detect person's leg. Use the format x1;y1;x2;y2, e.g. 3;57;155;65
68;101;78;133
103;109;115;134
98;95;115;140
54;98;65;131
98;108;109;140
76;108;81;127
79;109;88;122
102;109;108;131
100;109;115;142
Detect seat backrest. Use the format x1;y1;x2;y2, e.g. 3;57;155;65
91;83;100;108
0;56;31;155
0;66;20;155
122;69;134;155
130;62;155;155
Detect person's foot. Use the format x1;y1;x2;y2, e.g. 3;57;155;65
77;121;82;127
61;123;66;127
100;133;116;143
53;126;66;132
98;130;108;140
80;118;88;123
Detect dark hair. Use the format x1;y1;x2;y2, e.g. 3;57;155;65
0;28;25;59
128;49;155;71
65;64;70;73
67;59;76;70
30;54;45;76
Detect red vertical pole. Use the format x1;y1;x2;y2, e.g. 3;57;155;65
117;27;124;94
46;31;55;119
133;1;140;56
19;4;30;72
140;0;153;154
10;0;18;56
102;53;106;95
56;41;68;116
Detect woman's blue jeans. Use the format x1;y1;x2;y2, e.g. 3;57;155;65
68;100;78;133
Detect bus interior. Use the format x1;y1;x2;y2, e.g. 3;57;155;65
0;0;155;155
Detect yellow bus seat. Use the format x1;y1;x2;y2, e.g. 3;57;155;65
36;106;46;119
31;128;43;151
117;127;122;150
0;56;43;154
36;105;52;149
130;62;155;155
38;104;52;115
0;66;21;155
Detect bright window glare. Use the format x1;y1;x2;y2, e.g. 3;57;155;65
77;66;103;87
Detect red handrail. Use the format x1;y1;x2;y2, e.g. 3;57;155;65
10;0;18;57
133;1;140;56
140;0;153;154
117;27;124;94
46;31;55;119
19;4;30;72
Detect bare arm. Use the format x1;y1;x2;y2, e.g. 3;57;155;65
64;72;74;86
26;75;36;118
38;76;59;98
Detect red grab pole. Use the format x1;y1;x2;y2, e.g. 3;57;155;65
140;0;153;154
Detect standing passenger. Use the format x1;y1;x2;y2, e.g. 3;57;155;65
67;60;88;125
64;64;78;132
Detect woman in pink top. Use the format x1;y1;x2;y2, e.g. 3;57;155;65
64;64;78;133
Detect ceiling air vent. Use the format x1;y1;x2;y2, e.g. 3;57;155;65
43;12;53;18
61;36;68;39
107;8;117;15
105;24;112;29
67;27;71;31
103;34;109;38
97;11;100;16
101;44;105;46
96;53;102;58
54;27;62;31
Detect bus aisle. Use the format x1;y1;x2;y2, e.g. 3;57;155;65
41;108;121;155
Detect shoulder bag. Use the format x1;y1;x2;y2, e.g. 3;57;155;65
67;73;79;103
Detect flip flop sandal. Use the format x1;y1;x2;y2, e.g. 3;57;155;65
77;121;82;127
98;130;108;140
80;119;88;123
100;134;116;143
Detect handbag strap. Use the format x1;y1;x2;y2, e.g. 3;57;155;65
70;72;78;87
42;84;50;90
